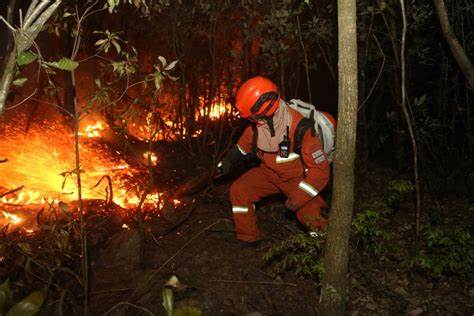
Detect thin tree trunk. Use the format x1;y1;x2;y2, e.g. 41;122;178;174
296;15;312;103
0;49;17;113
320;0;358;314
4;0;17;62
433;0;474;90
399;0;422;236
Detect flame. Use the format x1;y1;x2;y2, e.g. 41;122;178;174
143;152;158;165
79;121;106;138
0;115;175;231
198;101;232;120
2;211;22;225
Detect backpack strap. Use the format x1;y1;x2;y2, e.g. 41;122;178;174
251;124;258;154
293;110;316;156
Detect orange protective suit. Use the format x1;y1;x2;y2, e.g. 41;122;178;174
230;108;330;242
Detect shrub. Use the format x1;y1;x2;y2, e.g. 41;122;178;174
409;226;474;278
263;233;325;282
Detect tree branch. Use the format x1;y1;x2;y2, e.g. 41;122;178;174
433;0;474;90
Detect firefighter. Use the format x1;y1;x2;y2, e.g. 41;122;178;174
217;76;332;243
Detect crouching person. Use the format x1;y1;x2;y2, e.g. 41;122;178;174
218;76;335;244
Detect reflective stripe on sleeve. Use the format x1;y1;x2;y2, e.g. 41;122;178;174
298;181;319;197
232;206;249;213
237;144;247;155
276;152;300;163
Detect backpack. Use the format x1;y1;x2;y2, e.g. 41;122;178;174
288;99;336;163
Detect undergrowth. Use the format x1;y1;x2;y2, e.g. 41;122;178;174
352;179;473;278
263;232;325;283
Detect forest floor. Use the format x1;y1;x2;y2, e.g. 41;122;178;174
85;144;473;316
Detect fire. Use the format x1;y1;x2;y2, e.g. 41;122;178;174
79;121;106;138
2;211;22;225
198;101;232;120
143;152;158;165
0;115;173;231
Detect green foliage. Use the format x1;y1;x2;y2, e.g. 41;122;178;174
352;180;414;254
162;276;202;316
0;281;44;316
107;0;148;13
385;179;415;207
0;280;13;314
12;78;28;87
263;233;325;282
94;30;124;54
44;58;79;71
409;226;474;278
16;51;38;66
6;291;44;316
353;208;390;255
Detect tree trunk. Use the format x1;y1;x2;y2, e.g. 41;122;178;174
433;0;474;90
0;49;17;113
320;0;358;314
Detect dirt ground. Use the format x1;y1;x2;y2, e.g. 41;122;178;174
83;143;473;315
87;186;473;315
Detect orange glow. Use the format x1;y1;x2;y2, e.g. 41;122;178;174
2;211;22;225
79;121;106;138
0;116;179;231
198;101;232;120
143;151;158;165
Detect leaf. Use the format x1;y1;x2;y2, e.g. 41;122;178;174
0;280;12;314
154;72;163;90
45;58;79;71
13;78;28;87
17;51;38;66
164;60;178;71
6;291;44;316
162;288;174;316
107;0;116;13
158;56;167;67
175;306;203;316
18;243;32;255
111;40;121;54
94;39;107;46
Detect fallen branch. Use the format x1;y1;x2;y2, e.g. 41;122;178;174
0;185;24;199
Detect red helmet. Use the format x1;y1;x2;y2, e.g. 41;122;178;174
235;76;280;119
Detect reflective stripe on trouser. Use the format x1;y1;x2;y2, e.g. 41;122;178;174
230;167;280;242
230;166;328;241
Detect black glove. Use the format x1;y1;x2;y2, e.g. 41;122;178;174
215;145;247;177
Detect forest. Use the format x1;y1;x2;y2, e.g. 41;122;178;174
0;0;472;315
